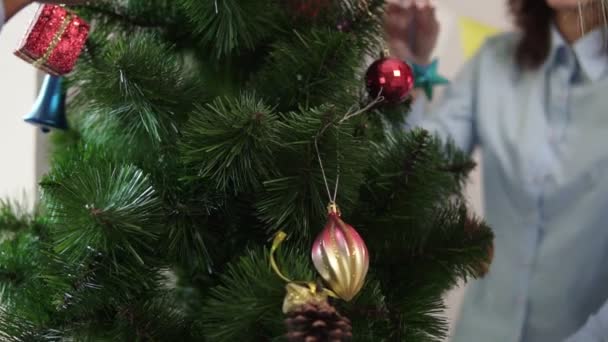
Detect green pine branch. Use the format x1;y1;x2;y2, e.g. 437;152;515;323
180;94;281;194
199;247;314;341
41;148;163;268
356;129;468;251
70;33;202;147
0;200;45;236
252;29;364;111
179;0;285;58
256;105;369;240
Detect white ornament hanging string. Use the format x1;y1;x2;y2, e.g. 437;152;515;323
313;96;384;204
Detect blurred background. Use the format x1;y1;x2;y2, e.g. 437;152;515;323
0;0;512;339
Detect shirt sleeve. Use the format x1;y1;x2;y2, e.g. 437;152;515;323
563;302;608;342
406;50;482;154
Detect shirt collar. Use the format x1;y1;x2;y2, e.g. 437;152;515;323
550;26;608;82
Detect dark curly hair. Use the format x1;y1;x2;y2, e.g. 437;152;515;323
509;0;554;69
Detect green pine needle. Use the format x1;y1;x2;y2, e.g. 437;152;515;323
41;151;163;268
256;105;368;239
179;0;284;58
180;94;281;194
252;29;363;111
200;247;314;341
71;33;202;147
0;200;44;236
0;233;40;306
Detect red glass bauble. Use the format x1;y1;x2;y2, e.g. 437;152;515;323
365;57;414;104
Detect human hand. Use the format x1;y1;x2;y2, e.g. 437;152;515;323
384;0;439;64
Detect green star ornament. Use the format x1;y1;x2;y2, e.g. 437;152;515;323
412;59;449;101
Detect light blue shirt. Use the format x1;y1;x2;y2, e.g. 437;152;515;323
409;28;608;342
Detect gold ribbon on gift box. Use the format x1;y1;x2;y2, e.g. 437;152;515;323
33;9;73;68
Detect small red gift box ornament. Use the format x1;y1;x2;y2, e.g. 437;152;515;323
14;4;90;76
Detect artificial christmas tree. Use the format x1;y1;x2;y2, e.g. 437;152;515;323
1;0;493;341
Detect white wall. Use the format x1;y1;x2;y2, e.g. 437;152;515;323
441;0;511;28
0;4;39;205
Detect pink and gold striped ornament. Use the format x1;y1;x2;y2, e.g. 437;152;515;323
311;203;369;301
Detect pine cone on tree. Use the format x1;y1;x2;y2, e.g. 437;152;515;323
285;301;353;342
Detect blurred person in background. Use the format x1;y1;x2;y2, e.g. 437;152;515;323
1;0;86;31
386;0;608;341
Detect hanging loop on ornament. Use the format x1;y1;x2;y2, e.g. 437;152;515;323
269;231;339;300
270;231;292;283
313;96;384;204
327;202;340;215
